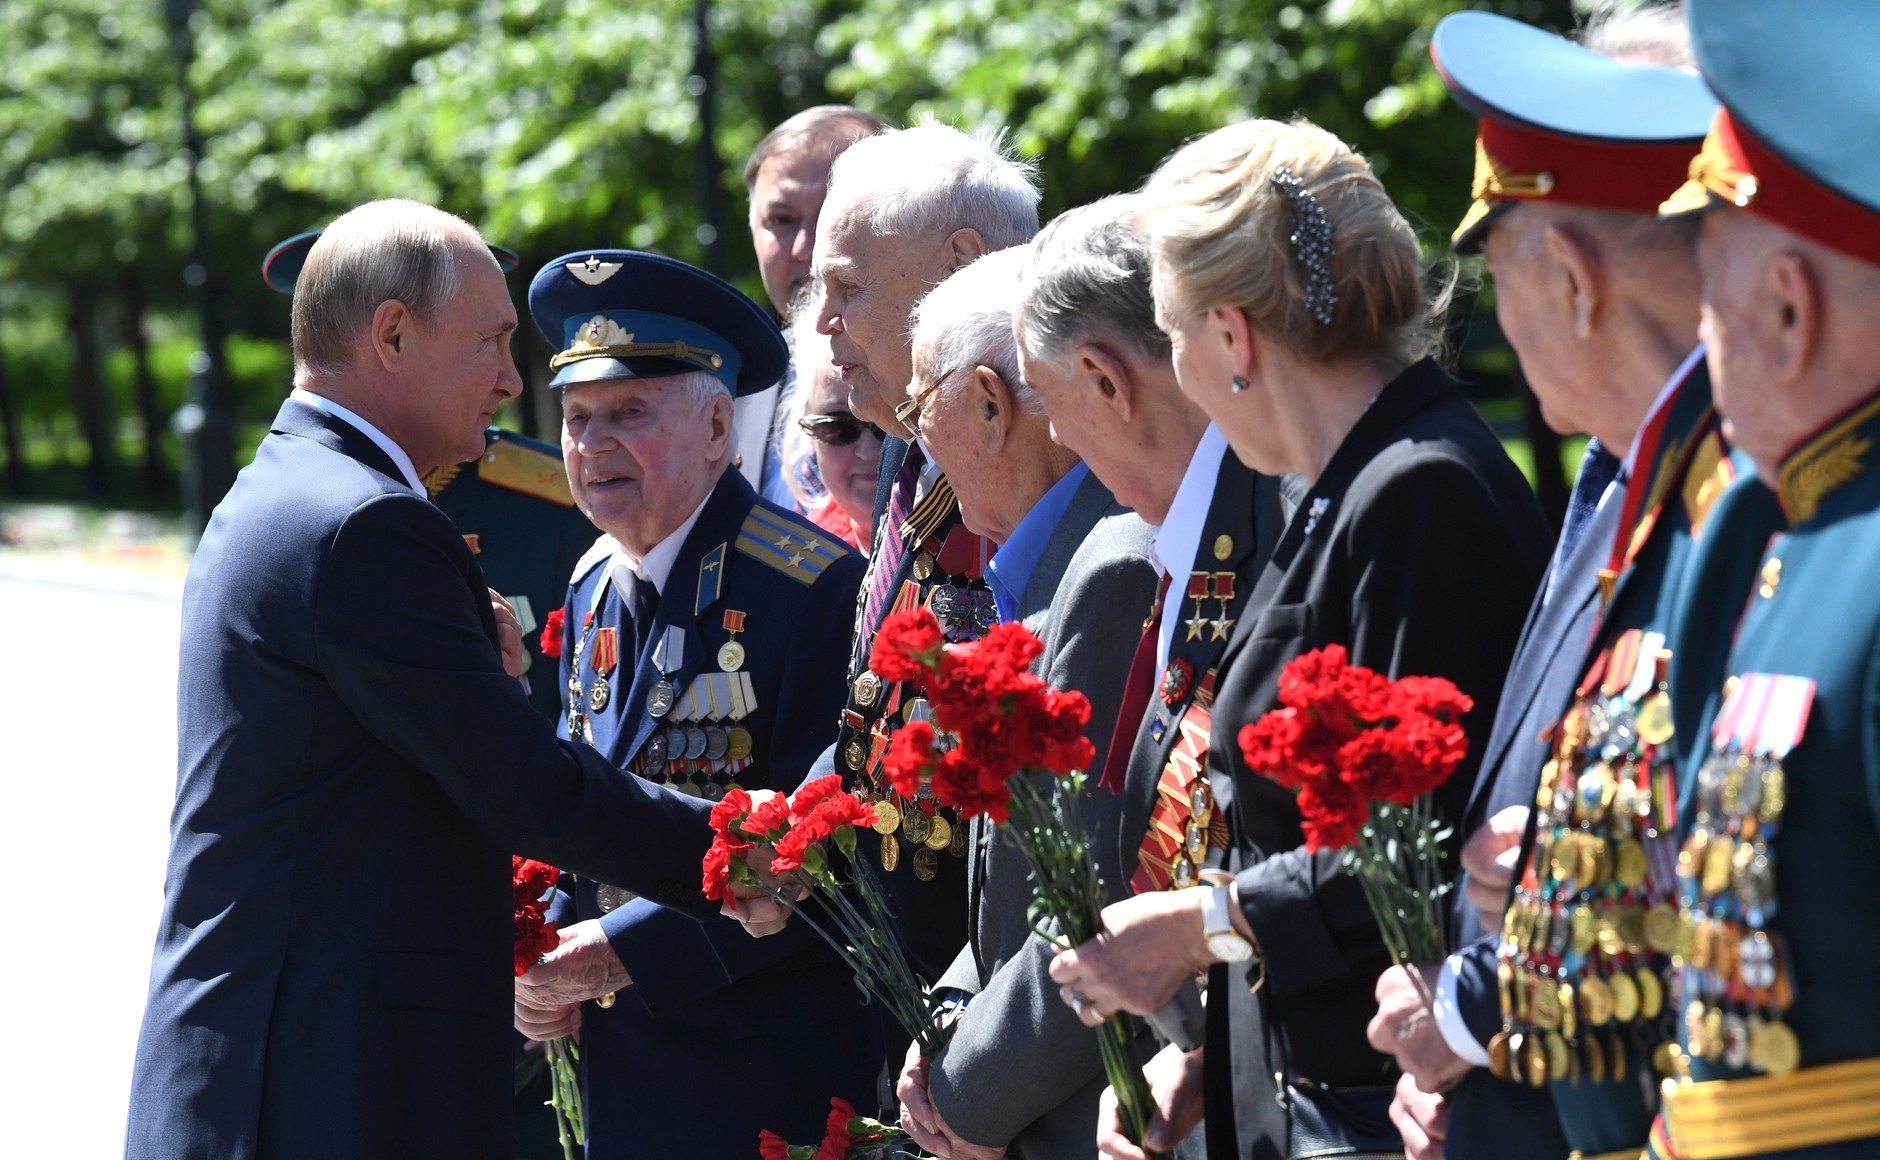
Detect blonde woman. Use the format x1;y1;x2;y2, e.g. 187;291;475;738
1049;119;1551;1159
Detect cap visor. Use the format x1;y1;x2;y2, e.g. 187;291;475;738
549;354;717;391
1659;177;1724;220
1451;198;1510;255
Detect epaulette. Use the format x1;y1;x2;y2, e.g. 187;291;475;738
735;504;850;585
478;432;575;507
569;534;616;584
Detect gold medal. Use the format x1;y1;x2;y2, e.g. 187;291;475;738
1558;981;1578;1039
726;726;753;762
924;815;953;851
879;833;901;872
1524;1033;1549;1088
1702;1006;1726;1062
1616;906;1646;954
1702;835;1736;896
1749;1019;1801;1076
1615;838;1648;889
912;552;935;581
1637;693;1675;746
1569;903;1597;955
673;778;703;798
901;808;931;845
1637;968;1663;1020
1546;1031;1571;1081
1532;977;1562;1030
844;737;868;771
1583;1033;1607;1084
717;640;746;672
1488;1029;1513;1081
1609;971;1640;1022
1580;976;1614;1025
872;798;901;835
1652;1041;1678;1077
1609;1030;1628;1082
912;847;939;881
1595;914;1624;958
1645;903;1681;954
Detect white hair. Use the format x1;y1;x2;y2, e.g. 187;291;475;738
826;117;1042;250
292;199;476;381
909;247;1042;415
1017;194;1170;365
1577;1;1692;69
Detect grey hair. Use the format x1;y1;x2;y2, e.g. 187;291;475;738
827;116;1042;250
1576;1;1693;69
909;247;1043;416
292;199;477;382
1017;194;1171;365
676;368;731;410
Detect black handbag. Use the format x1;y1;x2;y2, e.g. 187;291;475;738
1279;1079;1405;1160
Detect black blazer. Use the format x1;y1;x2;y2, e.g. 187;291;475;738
127;400;715;1160
1200;360;1551;1158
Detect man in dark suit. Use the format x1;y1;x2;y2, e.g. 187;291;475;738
1366;14;1718;1160
506;249;876;1156
882;247;1159;1160
126;201;716;1160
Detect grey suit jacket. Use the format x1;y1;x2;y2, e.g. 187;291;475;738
927;470;1158;1158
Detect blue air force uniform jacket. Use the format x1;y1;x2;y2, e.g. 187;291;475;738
126;400;714;1160
549;467;876;1158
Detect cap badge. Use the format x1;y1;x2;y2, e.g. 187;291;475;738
568;256;624;285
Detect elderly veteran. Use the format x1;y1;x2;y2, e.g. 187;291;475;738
1368;10;1722;1160
1640;3;1880;1157
125;203;719;1160
724;120;1041;993
887;247;1158;1160
1048;118;1551;1160
508;250;876;1157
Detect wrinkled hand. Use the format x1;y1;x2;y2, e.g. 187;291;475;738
515;920;631;1007
490;589;529;678
1388;1071;1447;1160
1049;889;1212;1024
896;1040;1007;1160
1460;805;1528;925
720;800;811;938
1368;963;1470;1094
1097;1043;1205;1160
513;990;581;1042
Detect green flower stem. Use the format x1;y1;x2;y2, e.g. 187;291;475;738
545;1035;584;1160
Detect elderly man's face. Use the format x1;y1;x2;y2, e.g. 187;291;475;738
561;376;731;554
908;338;1004;538
402;248;522;470
1697;209;1803;479
749;145;833;315
1482;205;1605;439
813;195;957;434
1018;337;1162;521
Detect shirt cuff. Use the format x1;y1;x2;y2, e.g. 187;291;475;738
1434;954;1494;1069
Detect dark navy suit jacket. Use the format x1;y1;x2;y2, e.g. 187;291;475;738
127;400;713;1160
549;468;876;1157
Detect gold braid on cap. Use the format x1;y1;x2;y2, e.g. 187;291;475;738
1470;137;1556;201
550;340;724;371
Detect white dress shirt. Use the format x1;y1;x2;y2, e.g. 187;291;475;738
1148;423;1230;675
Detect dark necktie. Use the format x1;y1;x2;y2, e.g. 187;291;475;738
861;444;924;637
1099;572;1172;793
627;573;660;664
1543;439;1622;605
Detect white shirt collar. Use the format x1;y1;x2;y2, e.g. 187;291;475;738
290;387;427;496
1619;344;1707;482
607;490;713;599
1150;423;1230;674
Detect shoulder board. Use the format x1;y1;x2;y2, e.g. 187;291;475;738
570;534;616;584
478;433;575;507
735;505;851;586
420;462;462;499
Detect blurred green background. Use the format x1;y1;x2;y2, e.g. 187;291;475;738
0;0;1595;526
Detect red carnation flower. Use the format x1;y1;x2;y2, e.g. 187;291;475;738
789;775;847;820
539;606;567;659
882;720;938;798
1297;778;1367;853
701;838;733;901
868;609;946;683
756;1130;793;1160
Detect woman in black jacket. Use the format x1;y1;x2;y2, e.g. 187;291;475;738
1050;117;1551;1159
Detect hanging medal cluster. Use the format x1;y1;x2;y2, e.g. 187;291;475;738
1670;671;1809;1078
1495;631;1683;1090
632;610;758;802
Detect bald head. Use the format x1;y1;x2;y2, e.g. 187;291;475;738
292;199;490;383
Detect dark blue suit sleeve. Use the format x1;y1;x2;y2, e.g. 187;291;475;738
1451;933;1504;1047
313;492;714;902
605;551;862;1008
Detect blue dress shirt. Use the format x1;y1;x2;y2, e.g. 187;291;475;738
985;463;1090;624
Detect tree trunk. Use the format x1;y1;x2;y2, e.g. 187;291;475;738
0;348;23;496
119;267;169;500
68;290;116;499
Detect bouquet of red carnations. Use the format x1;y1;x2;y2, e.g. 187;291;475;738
1235;644;1474;964
702;773;951;1060
512;855;582;1160
871;609;1162;1157
759;1097;931;1159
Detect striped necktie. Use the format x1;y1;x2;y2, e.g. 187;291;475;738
861;444;924;636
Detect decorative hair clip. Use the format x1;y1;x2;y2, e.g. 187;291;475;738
1270;166;1338;326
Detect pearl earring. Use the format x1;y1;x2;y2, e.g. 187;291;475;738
1231;375;1250;393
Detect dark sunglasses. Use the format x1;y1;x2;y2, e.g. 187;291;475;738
797;412;884;447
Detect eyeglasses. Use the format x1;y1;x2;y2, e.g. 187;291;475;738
796;412;884;447
894;365;973;441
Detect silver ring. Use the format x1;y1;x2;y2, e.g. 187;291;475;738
1069;989;1090;1016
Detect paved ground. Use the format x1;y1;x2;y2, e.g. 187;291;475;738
0;513;188;1157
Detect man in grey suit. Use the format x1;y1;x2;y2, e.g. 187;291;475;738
890;246;1159;1159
